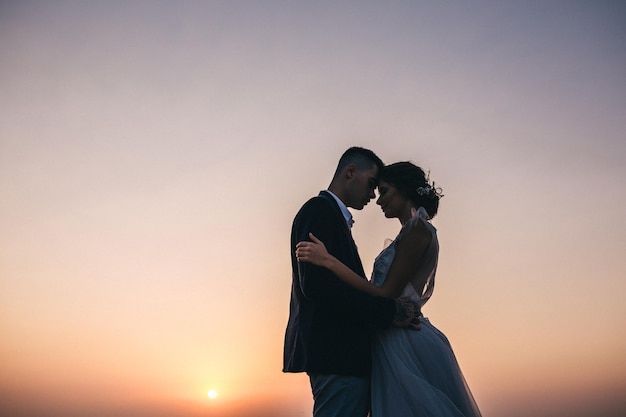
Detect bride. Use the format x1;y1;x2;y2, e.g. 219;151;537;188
296;162;482;417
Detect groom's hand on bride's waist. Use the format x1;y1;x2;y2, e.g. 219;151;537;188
392;297;422;330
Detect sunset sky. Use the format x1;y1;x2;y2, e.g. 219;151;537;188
1;1;625;416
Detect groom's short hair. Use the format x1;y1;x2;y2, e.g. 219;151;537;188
332;147;384;180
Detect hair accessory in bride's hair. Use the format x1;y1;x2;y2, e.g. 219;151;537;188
416;185;432;196
416;175;444;199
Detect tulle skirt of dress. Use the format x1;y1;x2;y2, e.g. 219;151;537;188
370;317;482;417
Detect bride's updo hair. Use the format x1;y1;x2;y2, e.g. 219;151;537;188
379;162;443;218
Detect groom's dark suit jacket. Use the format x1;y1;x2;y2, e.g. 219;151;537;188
283;191;396;376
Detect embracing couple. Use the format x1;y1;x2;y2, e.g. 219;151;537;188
283;147;482;417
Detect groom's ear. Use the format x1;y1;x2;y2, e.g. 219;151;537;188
345;163;357;179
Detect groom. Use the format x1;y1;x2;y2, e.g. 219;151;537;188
283;147;420;417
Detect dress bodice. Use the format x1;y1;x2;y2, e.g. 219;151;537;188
370;207;439;307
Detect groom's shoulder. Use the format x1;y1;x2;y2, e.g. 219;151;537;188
295;192;335;218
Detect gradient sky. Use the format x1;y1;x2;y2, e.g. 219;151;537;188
1;1;625;416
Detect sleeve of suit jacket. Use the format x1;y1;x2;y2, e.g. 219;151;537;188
293;196;396;327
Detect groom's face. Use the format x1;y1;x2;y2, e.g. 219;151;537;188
347;165;379;210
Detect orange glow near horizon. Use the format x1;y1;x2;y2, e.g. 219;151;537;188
2;2;626;417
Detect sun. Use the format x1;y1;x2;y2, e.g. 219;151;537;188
207;389;218;399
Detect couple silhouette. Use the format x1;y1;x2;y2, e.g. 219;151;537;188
283;147;481;417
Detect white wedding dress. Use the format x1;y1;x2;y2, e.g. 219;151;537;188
369;207;482;417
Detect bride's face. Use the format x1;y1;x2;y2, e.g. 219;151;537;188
376;180;412;220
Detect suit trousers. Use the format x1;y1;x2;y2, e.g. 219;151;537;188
308;373;370;417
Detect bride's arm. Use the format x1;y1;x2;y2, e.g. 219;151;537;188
296;226;431;299
297;233;387;297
